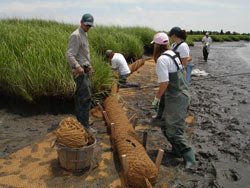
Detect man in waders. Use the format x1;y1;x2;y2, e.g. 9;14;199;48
66;13;96;133
151;32;196;169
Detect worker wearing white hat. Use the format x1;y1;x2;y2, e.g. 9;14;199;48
202;32;213;62
105;50;131;87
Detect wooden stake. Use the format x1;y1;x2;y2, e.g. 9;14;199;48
102;111;111;127
128;113;136;121
110;123;115;149
142;131;148;149
97;103;111;127
155;149;164;170
144;178;153;188
121;154;129;187
97;102;104;112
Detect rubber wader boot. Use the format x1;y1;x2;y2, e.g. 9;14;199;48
183;149;196;169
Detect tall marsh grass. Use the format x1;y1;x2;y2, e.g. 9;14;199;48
0;19;75;101
89;25;155;61
0;19;106;101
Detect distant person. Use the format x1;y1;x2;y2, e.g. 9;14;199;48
202;32;212;62
66;13;96;133
151;32;196;169
105;49;131;87
154;26;192;120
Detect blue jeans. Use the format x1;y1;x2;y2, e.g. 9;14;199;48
186;63;194;85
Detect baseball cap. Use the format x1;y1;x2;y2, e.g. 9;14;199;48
105;49;113;58
169;26;181;37
81;13;94;26
151;32;169;45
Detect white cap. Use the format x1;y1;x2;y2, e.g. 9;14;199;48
151;32;169;45
105;49;113;58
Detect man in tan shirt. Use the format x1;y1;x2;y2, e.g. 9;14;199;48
66;13;96;133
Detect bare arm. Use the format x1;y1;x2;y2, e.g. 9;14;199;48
181;57;189;68
155;81;168;99
187;56;192;62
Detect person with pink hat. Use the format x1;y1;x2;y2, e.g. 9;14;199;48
154;27;193;121
151;32;196;169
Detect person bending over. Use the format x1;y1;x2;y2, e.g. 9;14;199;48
106;49;131;87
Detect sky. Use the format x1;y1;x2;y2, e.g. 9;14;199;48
0;0;250;33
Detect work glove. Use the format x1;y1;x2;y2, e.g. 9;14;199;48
152;97;160;112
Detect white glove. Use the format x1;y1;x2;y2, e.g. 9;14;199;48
152;97;160;112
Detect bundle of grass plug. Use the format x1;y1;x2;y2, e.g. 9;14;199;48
55;117;94;148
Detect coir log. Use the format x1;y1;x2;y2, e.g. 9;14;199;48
104;96;158;188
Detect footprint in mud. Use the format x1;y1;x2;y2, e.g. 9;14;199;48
223;168;241;182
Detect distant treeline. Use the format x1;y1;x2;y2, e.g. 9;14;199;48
188;30;250;36
186;33;250;46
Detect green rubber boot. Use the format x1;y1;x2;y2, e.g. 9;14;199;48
183;149;196;169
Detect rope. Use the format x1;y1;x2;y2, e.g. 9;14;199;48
55;117;93;148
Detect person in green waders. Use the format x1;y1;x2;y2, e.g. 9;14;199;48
66;13;96;133
151;32;196;169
